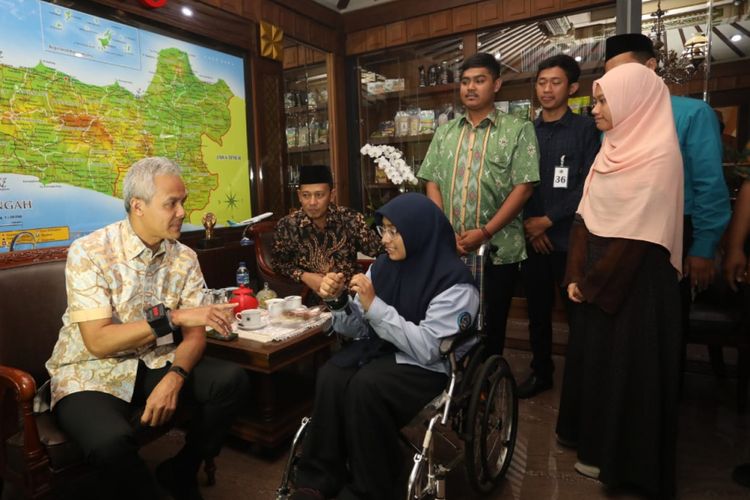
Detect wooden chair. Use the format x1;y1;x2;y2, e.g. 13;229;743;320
684;279;750;413
0;248;214;498
250;220;311;303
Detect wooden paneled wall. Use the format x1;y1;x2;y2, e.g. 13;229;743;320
344;0;614;55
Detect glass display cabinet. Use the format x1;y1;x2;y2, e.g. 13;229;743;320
352;5;617;215
283;40;331;209
356;37;463;214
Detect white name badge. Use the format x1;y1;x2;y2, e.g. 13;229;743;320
553;167;569;188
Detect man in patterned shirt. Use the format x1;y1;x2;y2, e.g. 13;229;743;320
46;157;248;500
272;165;383;297
419;52;540;356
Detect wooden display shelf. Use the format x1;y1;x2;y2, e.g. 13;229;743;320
285;105;328;114
288;143;329;153
363;82;456;102
368;133;434;145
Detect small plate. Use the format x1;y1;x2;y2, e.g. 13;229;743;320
237;321;266;331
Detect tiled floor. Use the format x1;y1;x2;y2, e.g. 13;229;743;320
135;346;750;500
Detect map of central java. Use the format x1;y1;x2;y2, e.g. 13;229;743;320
0;48;237;218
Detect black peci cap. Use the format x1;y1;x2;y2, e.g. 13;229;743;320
298;165;333;186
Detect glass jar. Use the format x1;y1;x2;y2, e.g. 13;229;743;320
256;282;278;309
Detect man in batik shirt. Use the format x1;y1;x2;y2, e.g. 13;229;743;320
419;53;540;356
273;165;383;297
46;157;248;500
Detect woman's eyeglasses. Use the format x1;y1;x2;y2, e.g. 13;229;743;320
376;225;399;238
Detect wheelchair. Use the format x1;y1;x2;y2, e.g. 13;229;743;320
277;243;519;500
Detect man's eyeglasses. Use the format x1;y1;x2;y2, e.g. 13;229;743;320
376;225;399;238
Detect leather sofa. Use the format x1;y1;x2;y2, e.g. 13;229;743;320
0;247;213;499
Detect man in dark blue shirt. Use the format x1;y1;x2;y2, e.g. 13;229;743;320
518;55;600;398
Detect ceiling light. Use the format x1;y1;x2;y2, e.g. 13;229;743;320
574;56;582;62
731;34;742;42
494;52;501;60
181;6;193;17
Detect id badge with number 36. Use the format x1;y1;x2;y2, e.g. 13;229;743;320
553;167;568;189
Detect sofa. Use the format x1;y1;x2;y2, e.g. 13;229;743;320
0;247;213;499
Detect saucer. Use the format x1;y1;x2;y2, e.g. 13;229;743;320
237;321;266;331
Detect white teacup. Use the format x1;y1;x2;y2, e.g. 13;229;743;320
236;309;263;329
284;295;302;311
266;298;286;321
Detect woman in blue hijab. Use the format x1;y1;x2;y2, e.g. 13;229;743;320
290;193;480;500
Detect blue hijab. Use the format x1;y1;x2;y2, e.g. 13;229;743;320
372;193;475;324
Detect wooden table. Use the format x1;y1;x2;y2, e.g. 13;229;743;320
205;321;334;449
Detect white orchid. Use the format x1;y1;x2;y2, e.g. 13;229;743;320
360;143;419;186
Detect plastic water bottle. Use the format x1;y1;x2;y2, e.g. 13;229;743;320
236;261;250;288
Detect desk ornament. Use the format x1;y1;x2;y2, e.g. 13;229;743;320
197;212;223;249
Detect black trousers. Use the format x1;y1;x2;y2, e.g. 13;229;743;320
484;262;520;356
294;355;447;500
520;249;571;381
54;357;248;499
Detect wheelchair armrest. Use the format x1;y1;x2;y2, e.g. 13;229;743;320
439;331;477;357
0;365;45;457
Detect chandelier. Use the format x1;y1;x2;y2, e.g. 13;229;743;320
650;0;708;84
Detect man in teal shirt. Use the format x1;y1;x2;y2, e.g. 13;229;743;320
419;52;540;355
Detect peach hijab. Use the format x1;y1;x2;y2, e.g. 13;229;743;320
578;63;684;273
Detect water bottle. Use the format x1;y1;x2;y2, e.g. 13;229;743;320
236;261;250;288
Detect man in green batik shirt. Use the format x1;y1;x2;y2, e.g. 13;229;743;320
419;52;540;356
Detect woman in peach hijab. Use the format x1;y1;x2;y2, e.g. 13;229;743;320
556;62;683;498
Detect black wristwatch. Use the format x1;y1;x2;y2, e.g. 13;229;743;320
145;303;176;338
168;364;189;380
323;292;349;311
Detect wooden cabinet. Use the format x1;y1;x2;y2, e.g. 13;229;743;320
219;0;242;15
385;21;407;47
356;38;463;215
282;47;297;69
452;5;477;32
366;26;386;51
561;0;595;9
531;0;560;16
283;43;332;209
477;0;504;28
503;0;531;21
429;11;452;37
406;15;430;42
346;30;367;55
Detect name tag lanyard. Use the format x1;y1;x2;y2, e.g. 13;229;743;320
553;154;568;189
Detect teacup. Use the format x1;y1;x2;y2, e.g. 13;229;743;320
266;298;286;321
284;295;302;311
236;309;263;329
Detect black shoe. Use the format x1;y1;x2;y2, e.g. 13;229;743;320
733;463;750;488
517;374;553;399
156;457;204;500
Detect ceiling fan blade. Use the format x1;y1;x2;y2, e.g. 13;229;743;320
337;0;350;9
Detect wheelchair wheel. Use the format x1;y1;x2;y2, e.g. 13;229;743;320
456;343;486;398
464;355;518;494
